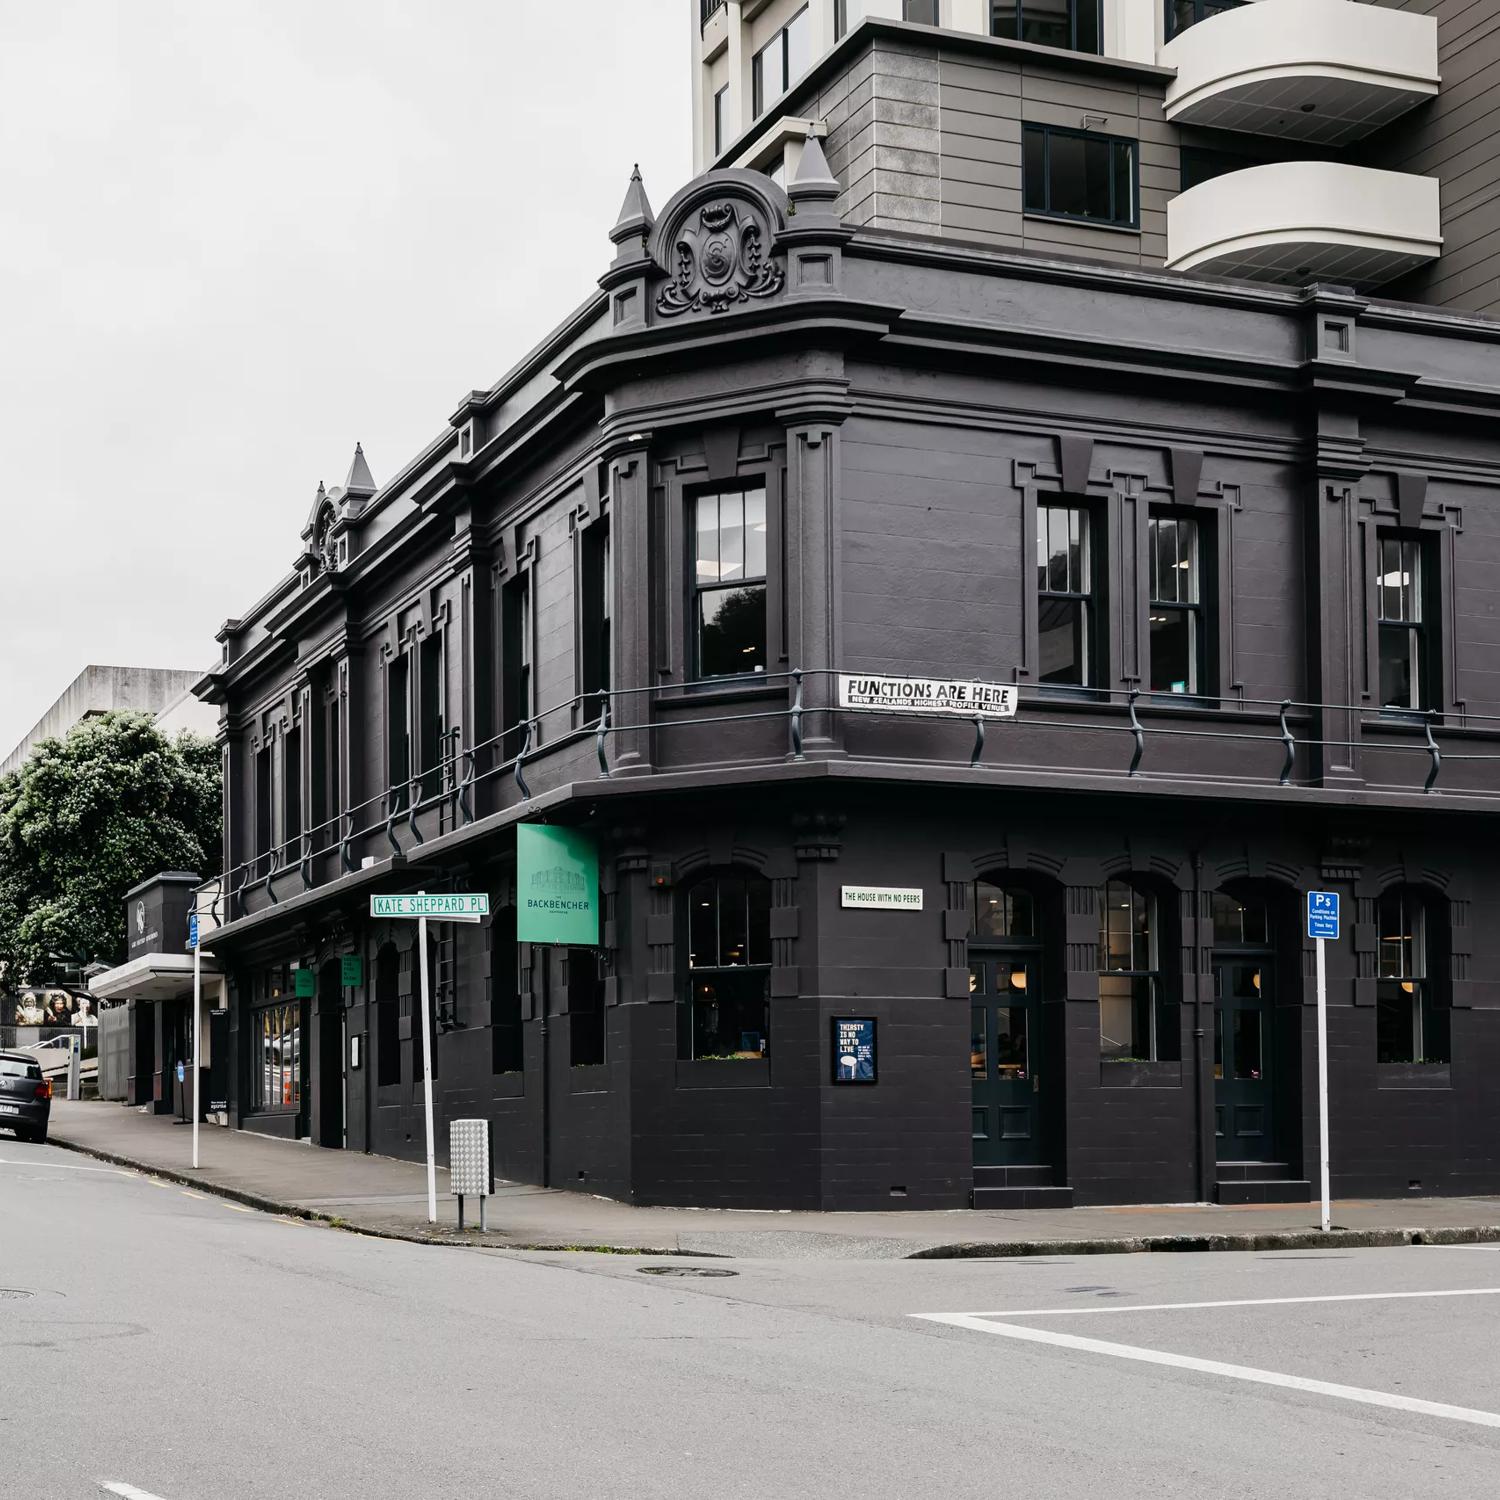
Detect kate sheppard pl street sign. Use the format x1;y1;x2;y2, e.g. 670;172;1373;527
370;892;490;920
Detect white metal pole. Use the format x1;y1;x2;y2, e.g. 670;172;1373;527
417;904;438;1224
1316;934;1331;1233
192;937;202;1170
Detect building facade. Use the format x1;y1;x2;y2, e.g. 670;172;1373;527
192;3;1500;1210
695;0;1496;316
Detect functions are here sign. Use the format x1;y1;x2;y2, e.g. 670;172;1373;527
837;674;1018;718
518;825;599;946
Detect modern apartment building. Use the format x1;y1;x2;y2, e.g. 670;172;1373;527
188;1;1500;1212
695;0;1495;313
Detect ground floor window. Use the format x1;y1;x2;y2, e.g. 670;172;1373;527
680;871;772;1060
491;906;523;1075
1098;879;1179;1061
1376;887;1449;1064
252;1003;301;1111
569;949;607;1067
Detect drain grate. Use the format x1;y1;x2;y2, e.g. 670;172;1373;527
637;1266;738;1278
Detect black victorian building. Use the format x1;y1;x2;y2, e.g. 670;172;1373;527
195;127;1500;1211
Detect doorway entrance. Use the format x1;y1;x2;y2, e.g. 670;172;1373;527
1213;959;1273;1162
317;961;345;1149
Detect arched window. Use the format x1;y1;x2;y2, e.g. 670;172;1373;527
1098;879;1178;1062
1376;887;1449;1065
1211;890;1270;949
973;880;1037;941
680;872;772;1060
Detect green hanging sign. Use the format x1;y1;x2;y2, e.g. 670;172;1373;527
341;954;363;988
517;824;599;946
294;968;316;999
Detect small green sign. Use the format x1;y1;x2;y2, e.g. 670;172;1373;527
341;954;363;988
294;968;316;999
517;824;599;946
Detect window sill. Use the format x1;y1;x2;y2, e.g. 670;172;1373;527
654;681;788;712
569;1064;611;1095
1023;211;1142;237
1100;1059;1182;1088
492;1072;524;1099
675;1059;771;1090
1377;1062;1451;1090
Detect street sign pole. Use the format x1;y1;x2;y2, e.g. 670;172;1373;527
1306;890;1340;1234
416;898;438;1225
192;932;202;1171
1315;932;1330;1233
368;890;490;1226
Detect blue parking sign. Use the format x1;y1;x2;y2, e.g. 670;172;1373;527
1307;890;1340;941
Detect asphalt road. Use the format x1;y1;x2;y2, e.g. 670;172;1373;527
4;1138;1500;1499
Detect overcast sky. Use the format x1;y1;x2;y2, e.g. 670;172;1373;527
0;1;688;754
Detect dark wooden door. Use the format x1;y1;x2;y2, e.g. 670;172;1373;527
1214;960;1273;1161
970;953;1043;1166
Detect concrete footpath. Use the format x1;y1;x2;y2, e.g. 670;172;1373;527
41;1099;1500;1260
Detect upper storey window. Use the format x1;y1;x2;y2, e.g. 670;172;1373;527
904;0;940;23
752;6;810;119
1377;533;1428;713
694;487;768;679
1165;0;1245;41
1023;124;1137;228
993;0;1101;54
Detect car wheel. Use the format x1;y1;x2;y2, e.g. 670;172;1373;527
13;1126;33;1144
32;1128;47;1146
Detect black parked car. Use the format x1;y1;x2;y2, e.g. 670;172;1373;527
0;1052;51;1144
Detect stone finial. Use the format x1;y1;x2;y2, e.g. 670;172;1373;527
609;164;656;251
344;442;376;497
788;126;840;209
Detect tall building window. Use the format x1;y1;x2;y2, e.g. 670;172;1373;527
310;687;340;852
693;486;768;678
680;872;773;1060
993;0;1101;53
1211;890;1269;948
1377;533;1427;713
254;743;274;876
1037;503;1095;687
713;84;729;156
1148;512;1207;696
386;653;411;814
835;0;848;39
1166;0;1245;42
973;881;1037;940
751;5;810;118
1023;124;1137;227
580;521;612;716
569;949;607;1068
502;573;533;758
904;0;940;23
376;945;401;1087
417;632;445;804
283;728;302;855
1098;880;1178;1062
1376;888;1449;1065
491;906;523;1075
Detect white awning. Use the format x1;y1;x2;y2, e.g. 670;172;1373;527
88;951;222;1003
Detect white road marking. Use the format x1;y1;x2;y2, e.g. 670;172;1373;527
936;1287;1500;1319
914;1307;1500;1431
0;1157;133;1175
100;1482;171;1499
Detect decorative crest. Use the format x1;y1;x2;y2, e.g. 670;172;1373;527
657;199;784;318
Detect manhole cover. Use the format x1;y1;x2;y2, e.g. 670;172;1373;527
637;1266;738;1278
0;1289;35;1300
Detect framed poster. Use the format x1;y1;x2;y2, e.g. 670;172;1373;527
831;1017;877;1085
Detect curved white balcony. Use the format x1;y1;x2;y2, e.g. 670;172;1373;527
1166;162;1441;287
1161;0;1439;146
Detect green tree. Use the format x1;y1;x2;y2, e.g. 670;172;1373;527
0;712;221;982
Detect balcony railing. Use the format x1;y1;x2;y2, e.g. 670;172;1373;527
203;669;1500;931
702;0;728;27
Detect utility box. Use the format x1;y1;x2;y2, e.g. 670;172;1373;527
449;1118;494;1231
